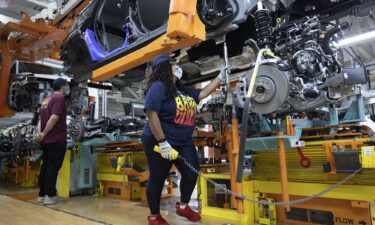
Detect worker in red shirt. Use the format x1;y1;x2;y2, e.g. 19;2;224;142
34;78;69;205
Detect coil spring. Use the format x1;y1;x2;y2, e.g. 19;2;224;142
255;9;273;48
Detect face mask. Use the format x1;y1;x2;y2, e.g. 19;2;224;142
64;87;70;96
174;65;183;80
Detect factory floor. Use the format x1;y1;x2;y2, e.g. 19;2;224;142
0;195;98;225
0;193;239;225
0;183;38;201
40;196;234;225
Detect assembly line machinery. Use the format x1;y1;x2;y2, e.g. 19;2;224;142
1;0;375;225
51;0;375;224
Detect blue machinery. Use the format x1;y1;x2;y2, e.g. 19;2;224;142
246;95;368;151
58;137;109;196
58;133;142;197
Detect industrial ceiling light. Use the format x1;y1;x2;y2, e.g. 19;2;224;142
334;30;375;48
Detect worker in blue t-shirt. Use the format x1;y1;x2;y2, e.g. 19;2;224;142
143;54;227;225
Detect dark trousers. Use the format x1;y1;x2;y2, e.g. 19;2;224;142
38;141;67;197
142;135;200;215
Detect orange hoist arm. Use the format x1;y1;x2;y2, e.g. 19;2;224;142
0;0;90;118
92;0;206;81
0;13;67;117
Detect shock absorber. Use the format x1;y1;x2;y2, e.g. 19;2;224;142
255;1;273;49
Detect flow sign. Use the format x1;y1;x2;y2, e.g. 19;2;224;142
335;217;367;225
335;217;354;224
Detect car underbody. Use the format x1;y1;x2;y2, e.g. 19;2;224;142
9;0;375;119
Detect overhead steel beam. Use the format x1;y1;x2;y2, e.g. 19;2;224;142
0;8;23;20
23;0;50;9
14;0;48;10
0;1;47;19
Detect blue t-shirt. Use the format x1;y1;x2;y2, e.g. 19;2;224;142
143;81;201;146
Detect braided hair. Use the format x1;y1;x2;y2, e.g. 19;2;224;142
146;61;180;100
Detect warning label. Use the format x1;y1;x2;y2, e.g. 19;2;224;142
363;147;373;156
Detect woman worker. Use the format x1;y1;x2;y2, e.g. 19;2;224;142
142;54;227;225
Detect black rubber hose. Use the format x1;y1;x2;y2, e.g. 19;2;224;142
89;103;96;123
236;98;251;183
287;92;327;112
245;38;260;55
322;22;349;55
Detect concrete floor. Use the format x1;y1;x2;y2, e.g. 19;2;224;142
0;193;239;225
0;195;100;225
0;183;239;224
40;196;238;225
0;183;38;200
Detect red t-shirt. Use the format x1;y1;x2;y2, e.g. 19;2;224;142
40;93;67;144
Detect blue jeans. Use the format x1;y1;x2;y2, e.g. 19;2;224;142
142;135;200;215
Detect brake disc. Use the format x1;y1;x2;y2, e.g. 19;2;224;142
246;65;290;114
69;118;85;142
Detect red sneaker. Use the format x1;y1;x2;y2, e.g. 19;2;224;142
148;215;170;225
176;202;201;222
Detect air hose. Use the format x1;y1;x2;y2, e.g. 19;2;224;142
153;146;361;206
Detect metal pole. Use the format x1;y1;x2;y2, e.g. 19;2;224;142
278;131;290;211
15;60;19;74
277;118;282;132
224;42;229;87
132;103;135;119
102;90;107;117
